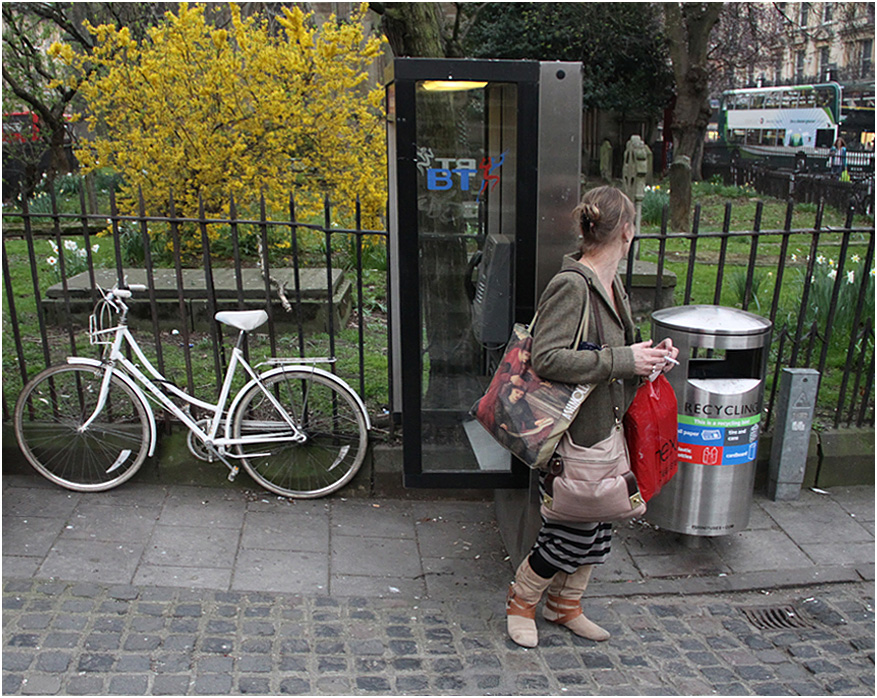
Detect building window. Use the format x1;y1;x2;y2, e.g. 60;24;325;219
863;39;874;77
823;3;833;23
800;2;810;26
820;46;831;80
796;51;805;80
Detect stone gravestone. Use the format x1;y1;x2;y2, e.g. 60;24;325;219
599;139;613;182
622;135;651;236
669;155;692;232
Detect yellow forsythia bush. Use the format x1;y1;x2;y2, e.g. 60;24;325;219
50;2;386;242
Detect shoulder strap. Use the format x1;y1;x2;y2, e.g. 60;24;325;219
559;267;603;348
527;267;594;349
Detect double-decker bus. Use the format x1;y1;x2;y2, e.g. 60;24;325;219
717;82;874;174
720;82;841;150
2;112;41;144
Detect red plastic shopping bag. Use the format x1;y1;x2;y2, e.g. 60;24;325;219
623;374;678;502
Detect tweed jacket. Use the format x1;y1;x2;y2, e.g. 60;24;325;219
531;254;640;448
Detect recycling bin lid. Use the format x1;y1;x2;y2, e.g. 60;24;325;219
688;378;762;394
652;305;772;337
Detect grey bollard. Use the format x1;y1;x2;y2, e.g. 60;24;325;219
768;368;819;501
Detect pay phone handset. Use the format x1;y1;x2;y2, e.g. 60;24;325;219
467;234;514;347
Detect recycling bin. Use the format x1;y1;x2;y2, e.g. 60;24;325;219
647;305;772;536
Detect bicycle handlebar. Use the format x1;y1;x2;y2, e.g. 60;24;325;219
102;283;146;300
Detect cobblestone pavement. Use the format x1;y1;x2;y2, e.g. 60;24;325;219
3;577;873;696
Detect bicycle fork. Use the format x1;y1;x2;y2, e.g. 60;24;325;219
78;362;134;474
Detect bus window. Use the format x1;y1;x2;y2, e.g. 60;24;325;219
815;88;832;108
761;129;777;145
815;129;834;148
764;92;781;109
751;94;765;109
729;129;746;144
746;129;760;145
782;91;798;108
776;129;786;145
800;91;816;108
733;93;749;110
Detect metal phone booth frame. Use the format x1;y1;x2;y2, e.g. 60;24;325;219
386;59;582;501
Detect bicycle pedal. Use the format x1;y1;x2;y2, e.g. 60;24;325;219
227;466;239;482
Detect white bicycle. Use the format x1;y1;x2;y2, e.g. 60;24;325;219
13;283;370;498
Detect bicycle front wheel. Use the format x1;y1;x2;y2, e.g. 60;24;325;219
232;369;368;498
13;364;150;492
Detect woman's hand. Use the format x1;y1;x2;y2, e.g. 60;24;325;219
630;339;678;377
653;338;680;374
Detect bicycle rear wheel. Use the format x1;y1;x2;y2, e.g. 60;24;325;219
13;364;150;492
232;369;368;498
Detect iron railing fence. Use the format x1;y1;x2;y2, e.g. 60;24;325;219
628;198;874;429
731;160;875;216
2;186;391;429
2;182;875;435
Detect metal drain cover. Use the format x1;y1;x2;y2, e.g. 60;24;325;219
740;604;814;630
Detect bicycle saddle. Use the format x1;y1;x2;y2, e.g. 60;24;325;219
215;310;269;331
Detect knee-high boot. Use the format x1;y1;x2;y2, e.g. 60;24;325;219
542;565;610;641
506;557;555;648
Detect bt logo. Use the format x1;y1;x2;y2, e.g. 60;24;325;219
417;147;507;200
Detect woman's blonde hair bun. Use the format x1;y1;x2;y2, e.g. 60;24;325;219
580;203;601;230
573;186;634;255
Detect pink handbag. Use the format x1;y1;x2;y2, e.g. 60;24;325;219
540;428;647;523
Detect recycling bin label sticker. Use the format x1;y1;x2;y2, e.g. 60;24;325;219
677;414;761;466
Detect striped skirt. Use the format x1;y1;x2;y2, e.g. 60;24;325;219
533;471;612;573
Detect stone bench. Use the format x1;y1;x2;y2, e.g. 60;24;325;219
42;267;352;333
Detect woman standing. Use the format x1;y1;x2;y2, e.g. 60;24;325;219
830;137;847;177
505;186;678;648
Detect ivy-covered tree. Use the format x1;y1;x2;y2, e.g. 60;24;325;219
462;2;673;117
49;2;386;231
664;2;723;231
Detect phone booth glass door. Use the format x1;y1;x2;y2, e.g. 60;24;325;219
388;60;541;489
416;80;520;480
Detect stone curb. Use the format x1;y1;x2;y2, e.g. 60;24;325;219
591;564;872;599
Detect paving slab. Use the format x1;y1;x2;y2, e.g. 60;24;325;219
802;540;876;567
239;510;330;553
132;564;233;591
59;500;160;543
330;535;423;579
37;539;145;585
231;549;328;594
1;516;66;558
331;500;417;539
759;491;872;545
143;524;239;569
710;528;816;572
158;488;248;529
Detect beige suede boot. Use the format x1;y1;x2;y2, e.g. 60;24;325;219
506;557;555;648
542;565;610;641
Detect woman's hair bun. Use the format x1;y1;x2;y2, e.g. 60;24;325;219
581;203;601;228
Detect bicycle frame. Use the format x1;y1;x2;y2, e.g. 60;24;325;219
78;316;309;471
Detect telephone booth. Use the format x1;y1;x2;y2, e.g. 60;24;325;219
386;58;583;489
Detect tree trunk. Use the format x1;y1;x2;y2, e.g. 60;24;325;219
377;2;446;57
664;3;723;231
374;2;480;396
